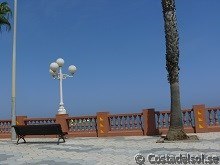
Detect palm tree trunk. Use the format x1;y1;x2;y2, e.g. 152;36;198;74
170;82;182;127
166;82;188;140
161;0;188;140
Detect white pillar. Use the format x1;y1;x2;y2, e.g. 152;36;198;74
11;0;17;141
58;67;66;114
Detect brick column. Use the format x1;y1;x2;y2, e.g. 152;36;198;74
56;114;69;133
193;104;207;133
142;109;157;136
16;116;27;125
96;112;110;137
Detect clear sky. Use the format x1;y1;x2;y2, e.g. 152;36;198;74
0;0;220;119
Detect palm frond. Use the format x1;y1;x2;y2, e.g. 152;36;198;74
0;16;11;31
0;1;12;32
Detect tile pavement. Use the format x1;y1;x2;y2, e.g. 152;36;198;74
0;132;219;165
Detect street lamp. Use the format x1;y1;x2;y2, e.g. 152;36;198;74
11;0;17;141
49;58;77;114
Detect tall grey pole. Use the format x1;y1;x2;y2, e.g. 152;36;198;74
59;67;65;112
11;0;17;140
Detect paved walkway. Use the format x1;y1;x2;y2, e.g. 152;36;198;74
0;132;219;165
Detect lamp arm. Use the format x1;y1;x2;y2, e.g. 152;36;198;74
62;74;73;79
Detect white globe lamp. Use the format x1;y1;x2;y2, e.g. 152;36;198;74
56;58;64;67
50;62;59;72
49;69;56;76
68;65;77;75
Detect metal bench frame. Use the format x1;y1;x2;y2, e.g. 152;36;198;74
12;124;67;145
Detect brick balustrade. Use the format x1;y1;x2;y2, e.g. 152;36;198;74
0;104;219;138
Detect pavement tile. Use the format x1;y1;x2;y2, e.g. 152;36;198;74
0;132;219;164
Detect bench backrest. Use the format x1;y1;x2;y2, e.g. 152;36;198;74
12;124;63;136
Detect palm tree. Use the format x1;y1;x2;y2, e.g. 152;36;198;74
161;0;188;140
0;2;12;31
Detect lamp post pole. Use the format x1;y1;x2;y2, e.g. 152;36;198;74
59;67;65;112
11;0;17;141
49;58;77;114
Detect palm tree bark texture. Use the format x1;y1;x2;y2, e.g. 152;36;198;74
161;0;188;140
0;2;11;31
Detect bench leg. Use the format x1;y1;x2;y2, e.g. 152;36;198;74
17;135;26;145
57;135;65;145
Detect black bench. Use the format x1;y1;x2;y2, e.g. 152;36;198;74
12;124;68;145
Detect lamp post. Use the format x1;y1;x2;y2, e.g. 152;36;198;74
49;58;76;114
11;0;17;141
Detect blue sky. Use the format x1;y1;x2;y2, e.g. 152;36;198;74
0;0;220;119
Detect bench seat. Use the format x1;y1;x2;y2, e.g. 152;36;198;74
12;124;67;145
